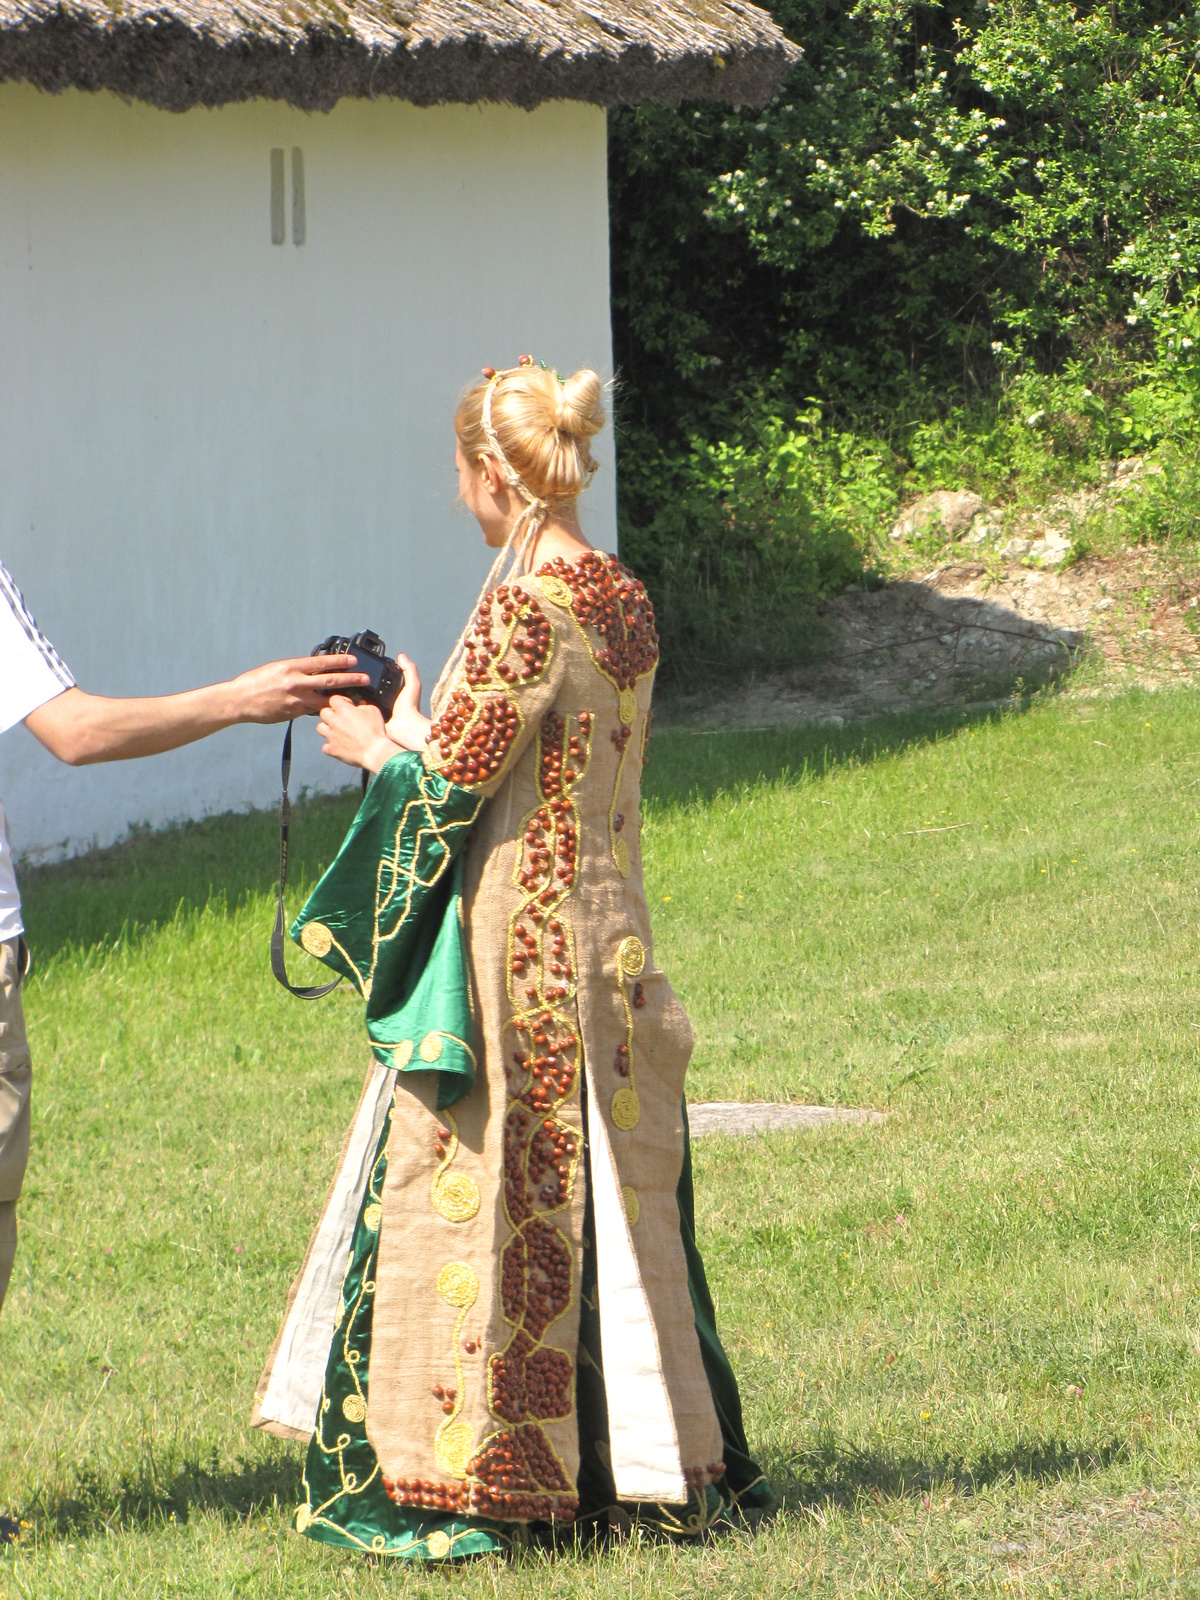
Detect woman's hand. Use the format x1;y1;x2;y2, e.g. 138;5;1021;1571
384;655;432;752
316;696;401;774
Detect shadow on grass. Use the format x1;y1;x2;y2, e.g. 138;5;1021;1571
644;693;1048;813
22;1450;306;1539
766;1431;1129;1511
23;687;1060;967
22;1434;1128;1549
19;787;364;970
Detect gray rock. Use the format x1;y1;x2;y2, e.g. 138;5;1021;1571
890;490;985;542
990;1541;1027;1558
1000;537;1032;559
1029;531;1072;568
966;519;1002;545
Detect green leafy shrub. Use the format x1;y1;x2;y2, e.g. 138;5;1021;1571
609;0;1200;671
620;408;894;689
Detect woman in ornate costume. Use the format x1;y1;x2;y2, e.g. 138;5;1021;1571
253;359;775;1559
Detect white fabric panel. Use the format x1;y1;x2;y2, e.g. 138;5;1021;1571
585;1059;687;1503
257;1061;397;1435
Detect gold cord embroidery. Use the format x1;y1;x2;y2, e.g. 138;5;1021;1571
299;1127;388;1545
611;1087;640;1130
436;1260;479;1307
536;573;574;608
300;773;482;1004
617;936;645;977
611;697;640;876
621;1185;640;1227
300;922;333;958
433;1260;479;1480
431;1111;482;1224
433;1173;481;1224
609;934;646;1130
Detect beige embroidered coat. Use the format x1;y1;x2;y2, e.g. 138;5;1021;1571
255;551;723;1522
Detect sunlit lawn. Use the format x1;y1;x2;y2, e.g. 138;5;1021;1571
4;685;1200;1595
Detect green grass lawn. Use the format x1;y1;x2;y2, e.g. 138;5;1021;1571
4;686;1200;1596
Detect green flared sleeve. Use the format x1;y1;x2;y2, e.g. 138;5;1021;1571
288;751;484;1109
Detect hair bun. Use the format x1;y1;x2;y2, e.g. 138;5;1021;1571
554;369;606;441
455;361;605;505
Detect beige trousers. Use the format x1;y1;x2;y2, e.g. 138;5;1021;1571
0;939;31;1316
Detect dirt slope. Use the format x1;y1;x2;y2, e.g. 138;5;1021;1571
666;548;1200;730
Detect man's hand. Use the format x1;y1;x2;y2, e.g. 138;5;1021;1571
317;696;402;775
24;655;370;766
227;655;371;723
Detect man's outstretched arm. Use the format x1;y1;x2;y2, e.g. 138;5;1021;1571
24;656;368;766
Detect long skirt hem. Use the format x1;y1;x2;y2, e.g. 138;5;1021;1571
295;1093;773;1562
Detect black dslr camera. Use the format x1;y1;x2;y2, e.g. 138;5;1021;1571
312;630;403;720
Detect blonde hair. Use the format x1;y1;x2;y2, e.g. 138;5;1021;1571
432;362;607;714
455;365;605;506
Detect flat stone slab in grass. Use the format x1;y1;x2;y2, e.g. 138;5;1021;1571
688;1101;888;1136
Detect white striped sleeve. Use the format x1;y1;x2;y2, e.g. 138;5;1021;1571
0;562;75;734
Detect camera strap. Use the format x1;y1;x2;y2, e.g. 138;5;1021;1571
271;721;343;999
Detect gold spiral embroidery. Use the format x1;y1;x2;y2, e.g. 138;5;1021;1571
434;1172;481;1222
537;574;575;609
420;1032;444;1063
434;1260;479;1479
611;1087;640;1130
617;936;645;977
431;1112;481;1224
300;922;333;958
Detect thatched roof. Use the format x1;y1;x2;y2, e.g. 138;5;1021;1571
0;0;800;113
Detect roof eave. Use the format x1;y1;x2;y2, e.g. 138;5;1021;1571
0;17;800;113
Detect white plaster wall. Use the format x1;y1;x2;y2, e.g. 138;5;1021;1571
0;86;615;861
